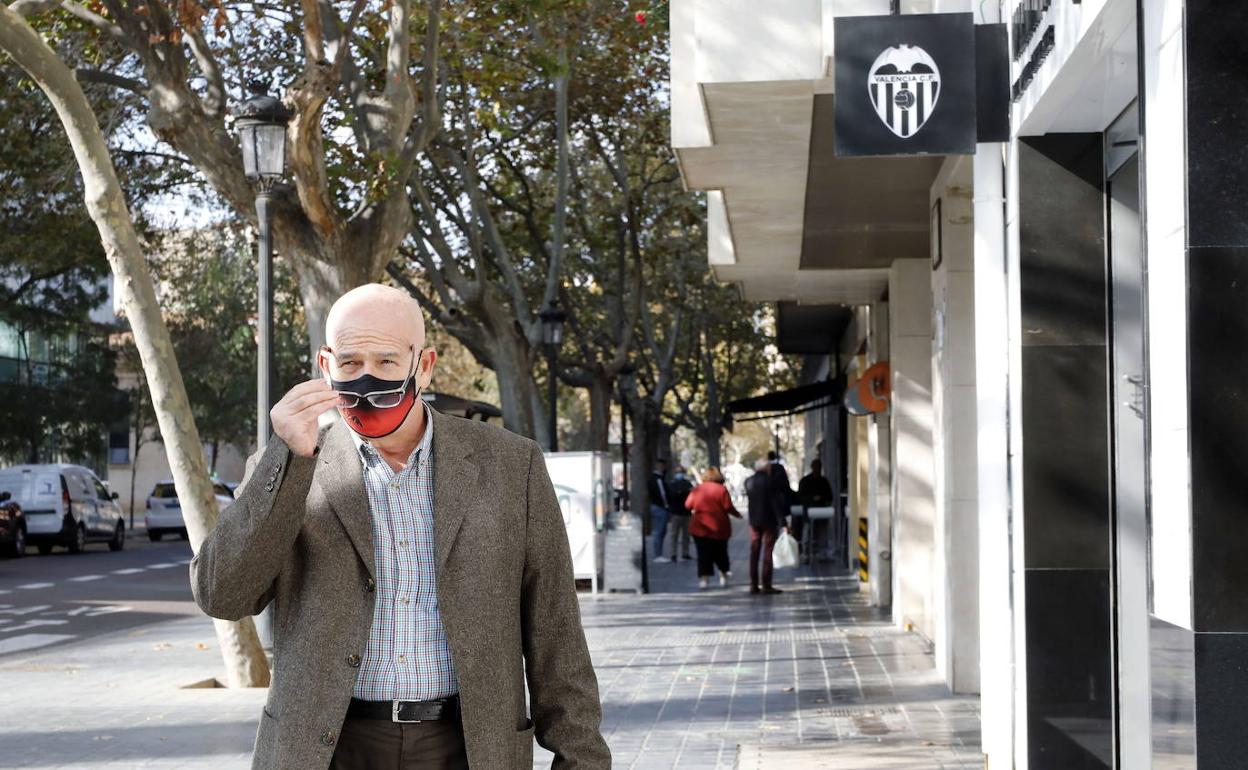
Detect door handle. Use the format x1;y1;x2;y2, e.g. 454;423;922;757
1123;374;1147;419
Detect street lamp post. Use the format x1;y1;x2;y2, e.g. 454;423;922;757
235;81;292;451
538;301;567;452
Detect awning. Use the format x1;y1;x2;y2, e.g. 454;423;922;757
726;378;844;422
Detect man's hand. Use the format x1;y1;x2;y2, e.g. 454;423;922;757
271;380;339;457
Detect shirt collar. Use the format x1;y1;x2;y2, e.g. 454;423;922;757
349;401;434;468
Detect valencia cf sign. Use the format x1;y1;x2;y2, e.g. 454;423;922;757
835;13;987;157
868;44;942;139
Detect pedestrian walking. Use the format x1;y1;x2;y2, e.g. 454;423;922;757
746;458;790;595
191;283;610;770
796;458;834;550
685;467;742;589
648;459;673;562
667;465;694;561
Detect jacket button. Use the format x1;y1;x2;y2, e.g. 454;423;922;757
320;730;336;746
365;577;376;592
264;483;274;492
347;654;361;668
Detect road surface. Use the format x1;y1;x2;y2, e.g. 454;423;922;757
0;535;197;658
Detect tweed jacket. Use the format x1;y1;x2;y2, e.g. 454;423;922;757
190;410;610;770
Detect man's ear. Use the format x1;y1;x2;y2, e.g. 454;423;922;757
416;348;438;389
317;348;333;381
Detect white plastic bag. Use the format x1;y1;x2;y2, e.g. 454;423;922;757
773;530;799;570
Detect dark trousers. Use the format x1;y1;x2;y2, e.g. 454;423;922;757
650;505;669;558
330;715;469;770
669;514;691;558
693;535;730;577
749;526;778;589
790;513;806;546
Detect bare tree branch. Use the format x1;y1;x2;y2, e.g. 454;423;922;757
183;25;226;117
75;67;147;93
299;0;325;64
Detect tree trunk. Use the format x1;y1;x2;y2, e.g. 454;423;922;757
128;440;141;529
0;7;269;688
529;382;552;451
655;421;674;466
587;376;611;452
479;299;547;441
210;439;220;474
293;252;373;360
705;424;723;468
628;418;650;521
489;337;539;439
627;396;658;522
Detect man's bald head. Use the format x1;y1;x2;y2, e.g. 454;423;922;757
325;283;426;350
319;283;439;449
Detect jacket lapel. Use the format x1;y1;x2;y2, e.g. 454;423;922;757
319;420;377;579
431;410;478;572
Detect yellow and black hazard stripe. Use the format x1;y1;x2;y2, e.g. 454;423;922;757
857;518;869;582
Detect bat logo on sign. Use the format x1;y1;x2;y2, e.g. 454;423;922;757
868;44;941;139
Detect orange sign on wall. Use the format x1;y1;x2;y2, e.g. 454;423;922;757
844;362;891;415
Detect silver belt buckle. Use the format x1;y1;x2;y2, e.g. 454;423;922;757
391;700;423;723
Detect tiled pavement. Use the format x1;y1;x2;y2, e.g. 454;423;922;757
0;525;980;769
535;524;982;768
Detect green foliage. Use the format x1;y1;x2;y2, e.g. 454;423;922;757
125;224;310;460
0;66;130;465
0;332;126;465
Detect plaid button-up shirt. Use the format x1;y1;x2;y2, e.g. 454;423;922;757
349;405;459;701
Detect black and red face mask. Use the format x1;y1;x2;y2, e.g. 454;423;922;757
323;347;422;439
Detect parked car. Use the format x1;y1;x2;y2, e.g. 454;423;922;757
0;465;125;554
145;479;235;541
0;490;26;558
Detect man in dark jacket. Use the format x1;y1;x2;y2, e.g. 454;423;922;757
745;459;788;594
767;451;795;508
795;459;834;545
648;459;672;561
667;465;694;561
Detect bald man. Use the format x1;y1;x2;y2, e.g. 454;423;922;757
191;284;610;770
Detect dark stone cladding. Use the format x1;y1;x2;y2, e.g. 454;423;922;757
1183;2;1248;764
1018;134;1113;769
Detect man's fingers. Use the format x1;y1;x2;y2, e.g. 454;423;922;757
280;379;332;402
282;389;340;415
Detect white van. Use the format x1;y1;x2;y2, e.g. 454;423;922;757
0;465;126;554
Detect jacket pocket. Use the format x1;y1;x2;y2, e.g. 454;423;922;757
514;718;535;768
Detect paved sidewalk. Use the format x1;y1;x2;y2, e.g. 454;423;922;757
536;525;981;768
0;526;979;769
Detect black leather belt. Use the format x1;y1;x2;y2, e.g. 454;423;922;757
347;695;460;723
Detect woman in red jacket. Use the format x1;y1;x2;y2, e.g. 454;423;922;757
685;467;743;589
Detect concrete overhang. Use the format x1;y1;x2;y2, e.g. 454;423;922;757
675;80;943;305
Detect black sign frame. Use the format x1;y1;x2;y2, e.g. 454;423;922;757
834;13;978;157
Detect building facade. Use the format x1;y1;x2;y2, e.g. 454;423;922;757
672;0;1240;766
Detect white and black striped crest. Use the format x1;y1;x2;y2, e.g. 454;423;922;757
867;44;941;139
